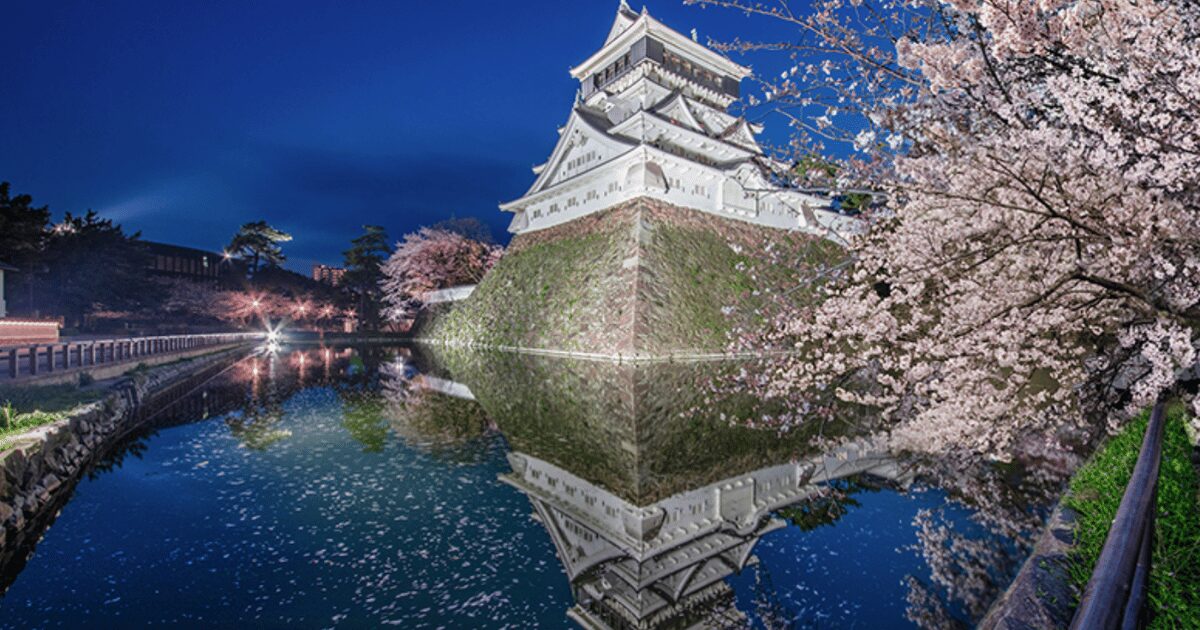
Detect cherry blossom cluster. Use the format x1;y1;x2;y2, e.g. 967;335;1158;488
379;228;503;322
699;0;1200;459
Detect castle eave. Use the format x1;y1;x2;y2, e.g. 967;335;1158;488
569;12;751;82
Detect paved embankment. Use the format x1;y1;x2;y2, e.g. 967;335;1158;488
0;346;251;572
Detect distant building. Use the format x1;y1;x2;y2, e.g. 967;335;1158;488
144;241;233;280
0;259;13;318
312;264;346;286
0;258;61;344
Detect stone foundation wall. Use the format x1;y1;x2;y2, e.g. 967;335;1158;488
420;197;843;358
0;346;249;571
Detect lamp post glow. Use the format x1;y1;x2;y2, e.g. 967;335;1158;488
264;322;283;353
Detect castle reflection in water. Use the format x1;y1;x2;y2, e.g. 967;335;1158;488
395;348;916;629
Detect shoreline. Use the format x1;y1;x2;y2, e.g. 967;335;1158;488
0;345;253;584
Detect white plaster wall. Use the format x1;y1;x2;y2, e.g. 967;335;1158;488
424;285;476;304
510;145;855;240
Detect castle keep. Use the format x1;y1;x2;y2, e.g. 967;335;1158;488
502;2;853;240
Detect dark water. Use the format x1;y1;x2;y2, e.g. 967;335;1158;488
0;344;1054;628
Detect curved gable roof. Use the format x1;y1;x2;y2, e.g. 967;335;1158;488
650;91;703;132
523;107;636;196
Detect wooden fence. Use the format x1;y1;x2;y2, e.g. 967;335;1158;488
1069;398;1166;630
0;332;263;381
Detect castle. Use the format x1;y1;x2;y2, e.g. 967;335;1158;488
501;2;854;241
418;3;853;357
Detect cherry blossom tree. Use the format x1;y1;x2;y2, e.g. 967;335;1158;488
696;0;1200;459
379;227;503;322
152;278;345;331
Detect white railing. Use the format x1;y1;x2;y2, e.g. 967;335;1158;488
1;332;263;380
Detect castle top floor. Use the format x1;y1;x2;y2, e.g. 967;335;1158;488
572;2;751;109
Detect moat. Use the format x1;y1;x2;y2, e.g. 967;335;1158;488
0;344;1053;628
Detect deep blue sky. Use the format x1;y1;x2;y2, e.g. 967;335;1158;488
1;1;800;272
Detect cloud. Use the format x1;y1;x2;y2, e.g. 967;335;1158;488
93;177;216;224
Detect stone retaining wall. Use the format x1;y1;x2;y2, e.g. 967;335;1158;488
977;504;1078;629
0;346;250;573
419;197;843;358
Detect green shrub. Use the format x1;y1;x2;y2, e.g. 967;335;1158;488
0;382;105;445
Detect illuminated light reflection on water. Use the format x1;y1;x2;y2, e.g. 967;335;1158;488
0;345;1052;628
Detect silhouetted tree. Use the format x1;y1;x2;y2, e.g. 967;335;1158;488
41;211;155;327
342;225;392;329
0;182;51;312
227;220;292;275
0;182;49;265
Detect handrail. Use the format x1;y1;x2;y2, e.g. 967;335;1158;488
1069;399;1166;630
0;332;263;380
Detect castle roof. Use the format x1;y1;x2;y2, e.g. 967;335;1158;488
605;0;642;44
571;4;752;83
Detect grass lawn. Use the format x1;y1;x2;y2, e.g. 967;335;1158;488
0;381;106;447
1063;403;1200;628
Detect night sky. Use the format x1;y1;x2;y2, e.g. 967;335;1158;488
1;1;801;272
